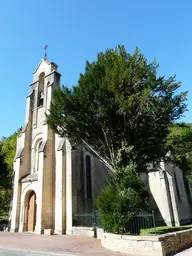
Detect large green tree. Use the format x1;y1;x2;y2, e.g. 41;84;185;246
47;45;187;172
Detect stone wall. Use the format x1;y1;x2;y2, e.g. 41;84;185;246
101;233;163;256
160;229;192;255
100;228;192;256
72;227;95;238
72;227;104;239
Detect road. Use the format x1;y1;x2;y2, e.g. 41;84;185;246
0;248;74;256
1;247;192;256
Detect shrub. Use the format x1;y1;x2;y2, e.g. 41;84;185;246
96;162;147;233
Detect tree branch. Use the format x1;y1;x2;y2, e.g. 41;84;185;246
82;140;115;173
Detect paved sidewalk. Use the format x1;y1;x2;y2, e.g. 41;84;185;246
175;247;192;256
0;232;124;256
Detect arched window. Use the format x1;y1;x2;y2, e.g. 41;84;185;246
33;140;42;173
86;155;92;199
37;72;45;107
36;141;42;172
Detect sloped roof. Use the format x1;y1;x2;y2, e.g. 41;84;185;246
33;58;58;74
21;172;38;183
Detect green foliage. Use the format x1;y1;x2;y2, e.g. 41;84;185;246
1;131;18;174
47;45;187;172
166;123;192;173
0;130;18;217
0;131;18;188
0;188;11;222
0;142;10;189
96;162;146;233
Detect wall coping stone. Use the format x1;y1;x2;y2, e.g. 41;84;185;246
103;227;192;241
158;228;192;241
72;226;94;231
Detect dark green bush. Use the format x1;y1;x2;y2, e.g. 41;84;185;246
96;162;147;233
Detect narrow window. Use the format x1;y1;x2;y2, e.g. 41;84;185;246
37;141;42;172
86;155;92;199
37;72;45;107
174;172;181;203
30;90;35;111
34;141;42;172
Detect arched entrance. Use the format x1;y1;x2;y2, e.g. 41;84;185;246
27;191;36;232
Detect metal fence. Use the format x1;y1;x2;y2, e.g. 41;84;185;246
73;210;156;235
73;212;101;228
125;211;156;235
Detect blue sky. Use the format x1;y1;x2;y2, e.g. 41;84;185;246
0;0;192;138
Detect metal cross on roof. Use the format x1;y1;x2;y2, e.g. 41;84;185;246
44;44;48;59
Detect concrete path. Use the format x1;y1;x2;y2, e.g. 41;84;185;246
0;232;124;256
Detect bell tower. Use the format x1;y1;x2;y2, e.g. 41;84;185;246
25;58;60;131
10;57;71;234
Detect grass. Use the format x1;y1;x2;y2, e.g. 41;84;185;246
141;224;192;235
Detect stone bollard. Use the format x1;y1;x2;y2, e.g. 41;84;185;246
44;229;54;235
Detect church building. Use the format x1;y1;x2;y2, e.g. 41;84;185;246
10;58;108;234
10;57;192;234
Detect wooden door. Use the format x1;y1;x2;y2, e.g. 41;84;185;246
27;191;36;232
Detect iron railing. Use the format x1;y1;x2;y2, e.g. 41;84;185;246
73;212;101;227
125;210;156;235
72;210;156;235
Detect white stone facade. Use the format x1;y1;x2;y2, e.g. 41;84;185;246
143;159;192;226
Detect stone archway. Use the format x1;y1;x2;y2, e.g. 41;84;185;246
27;191;36;232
